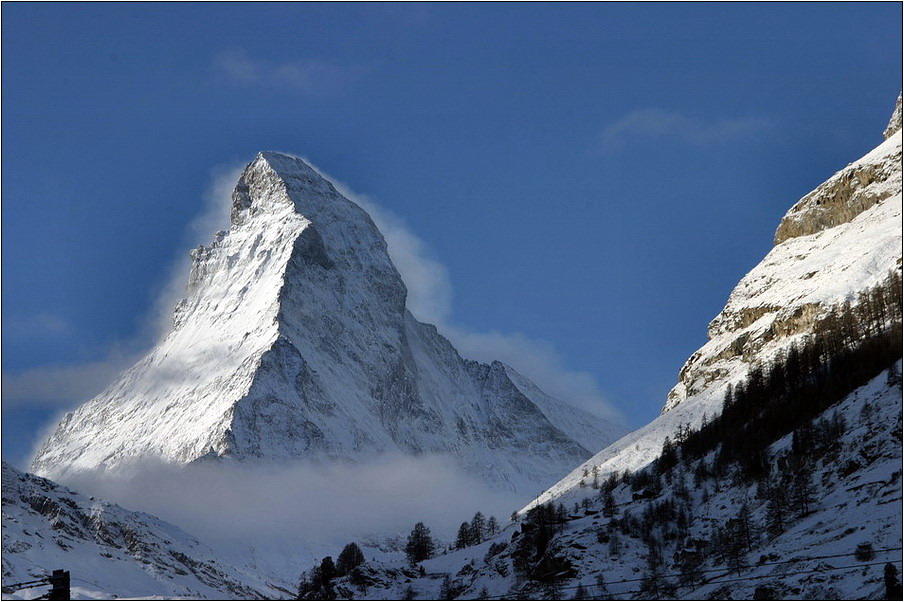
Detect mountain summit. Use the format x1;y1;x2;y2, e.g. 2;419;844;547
31;153;623;492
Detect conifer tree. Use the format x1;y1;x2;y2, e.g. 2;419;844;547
336;542;365;575
601;489;616;517
405;522;435;564
744;503;758;548
885;562;903;601
791;463;816;516
320;556;336;583
765;476;789;536
470;511;486;543
455;522;472;549
486;516;499;537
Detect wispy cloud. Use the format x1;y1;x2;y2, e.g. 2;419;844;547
63;455;523;551
599;108;769;150
442;328;624;425
212;49;361;95
4;312;72;338
2;354;134;409
146;162;245;341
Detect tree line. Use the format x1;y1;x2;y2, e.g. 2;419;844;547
297;509;500;599
668;269;902;483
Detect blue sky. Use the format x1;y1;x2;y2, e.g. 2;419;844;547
2;3;901;468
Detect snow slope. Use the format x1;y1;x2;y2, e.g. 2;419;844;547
30;152;623;494
529;101;902;507
0;463;289;600
303;363;903;601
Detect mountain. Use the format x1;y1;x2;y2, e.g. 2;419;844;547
293;96;903;600
532;94;902;499
1;462;289;600
30;152;623;494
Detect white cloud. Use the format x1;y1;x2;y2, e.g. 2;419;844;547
599;108;769;150
61;455;523;555
212;49;361;95
1;354;133;409
4;312;72;337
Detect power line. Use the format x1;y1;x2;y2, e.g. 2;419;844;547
7;554;109;595
695;559;901;588
71;576;109;591
574;559;904;600
601;559;904;599
473;546;903;600
1;577;52;593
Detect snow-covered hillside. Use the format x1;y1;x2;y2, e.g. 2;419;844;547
529;96;902;506
30;152;623;494
0;463;289;600
315;364;902;600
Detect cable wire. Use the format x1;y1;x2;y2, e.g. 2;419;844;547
473;546;903;600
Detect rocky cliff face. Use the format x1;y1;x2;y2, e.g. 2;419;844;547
774;110;902;245
30;153;623;494
664;101;902;413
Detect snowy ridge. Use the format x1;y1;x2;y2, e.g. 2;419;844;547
31;152;623;494
0;463;288;600
529;101;902;508
774;127;901;245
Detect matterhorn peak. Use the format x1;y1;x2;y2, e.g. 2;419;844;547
32;152;624;492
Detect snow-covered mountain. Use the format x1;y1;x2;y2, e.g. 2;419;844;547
30;152;623;494
530;94;902;504
1;462;289;600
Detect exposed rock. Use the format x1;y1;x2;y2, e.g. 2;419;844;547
775;97;902;246
665;99;903;412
